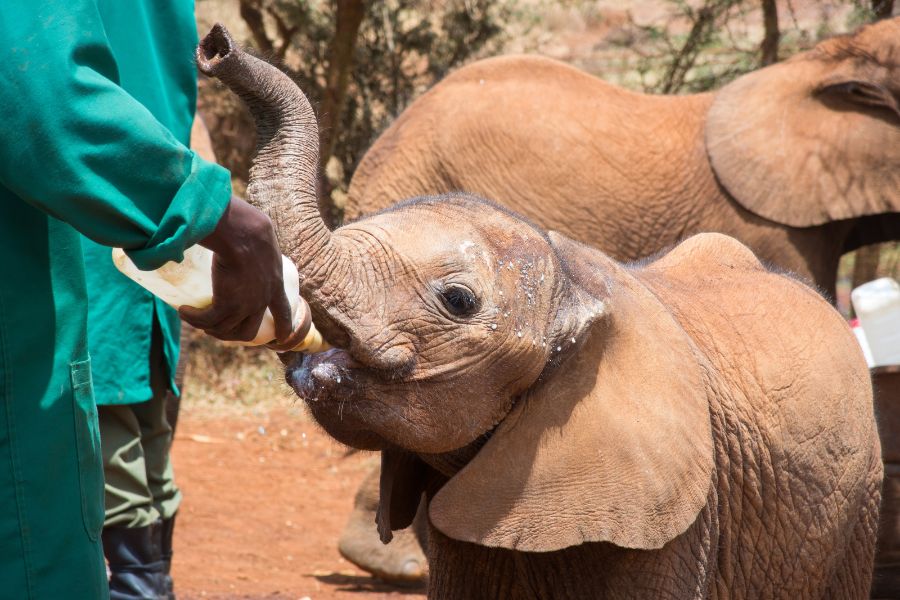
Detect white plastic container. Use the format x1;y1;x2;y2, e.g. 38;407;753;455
112;245;327;352
850;319;875;368
851;277;900;367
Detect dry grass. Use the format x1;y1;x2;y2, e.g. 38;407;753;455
179;325;299;414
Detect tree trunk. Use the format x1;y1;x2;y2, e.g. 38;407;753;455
238;0;275;57
760;0;779;66
873;0;894;19
319;0;366;170
853;246;882;291
658;0;741;93
316;0;366;227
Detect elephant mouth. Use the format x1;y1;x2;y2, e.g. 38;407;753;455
286;348;361;401
285;348;393;450
285;322;418;402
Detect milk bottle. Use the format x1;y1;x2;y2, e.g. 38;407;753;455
112;245;328;352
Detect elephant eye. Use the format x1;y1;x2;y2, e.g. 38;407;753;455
439;284;479;317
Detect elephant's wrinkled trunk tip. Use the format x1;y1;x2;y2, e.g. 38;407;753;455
195;22;347;343
196;23;234;76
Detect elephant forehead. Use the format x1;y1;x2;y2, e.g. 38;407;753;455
363;208;548;270
395;229;494;273
409;229;492;265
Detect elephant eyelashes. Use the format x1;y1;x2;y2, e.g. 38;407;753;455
439;284;480;317
818;80;898;115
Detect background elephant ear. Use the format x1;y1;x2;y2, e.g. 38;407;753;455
429;248;714;552
705;53;900;227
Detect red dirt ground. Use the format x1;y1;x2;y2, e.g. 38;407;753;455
170;406;426;600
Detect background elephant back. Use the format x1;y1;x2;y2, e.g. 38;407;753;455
346;55;716;263
637;233;881;597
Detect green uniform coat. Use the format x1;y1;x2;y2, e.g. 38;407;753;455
0;2;230;598
85;0;203;404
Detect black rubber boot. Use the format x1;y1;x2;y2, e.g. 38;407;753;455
102;520;168;600
160;514;176;600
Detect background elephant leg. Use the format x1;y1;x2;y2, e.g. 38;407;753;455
872;369;900;599
338;460;428;585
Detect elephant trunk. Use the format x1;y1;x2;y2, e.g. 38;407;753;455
195;24;338;288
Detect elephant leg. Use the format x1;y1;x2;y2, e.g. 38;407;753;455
338;461;428;585
872;369;900;599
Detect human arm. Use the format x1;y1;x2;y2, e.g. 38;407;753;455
0;2;291;341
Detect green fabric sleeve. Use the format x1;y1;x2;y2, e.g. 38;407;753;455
0;1;230;271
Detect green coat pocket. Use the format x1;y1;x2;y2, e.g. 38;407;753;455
70;358;104;540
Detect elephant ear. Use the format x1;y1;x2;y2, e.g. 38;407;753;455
429;233;714;552
705;51;900;227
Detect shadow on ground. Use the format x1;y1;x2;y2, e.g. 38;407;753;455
313;573;427;595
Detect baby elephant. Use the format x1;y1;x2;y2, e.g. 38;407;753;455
197;25;882;599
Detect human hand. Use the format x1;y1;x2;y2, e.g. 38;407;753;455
265;297;312;353
179;196;293;343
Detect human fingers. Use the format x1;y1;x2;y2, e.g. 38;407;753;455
268;287;294;343
231;309;267;344
178;304;227;331
265;304;311;352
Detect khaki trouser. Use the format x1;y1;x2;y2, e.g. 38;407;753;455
98;325;181;528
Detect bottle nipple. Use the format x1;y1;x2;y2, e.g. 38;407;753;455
286;298;329;353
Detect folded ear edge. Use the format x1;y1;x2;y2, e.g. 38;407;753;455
705;62;900;227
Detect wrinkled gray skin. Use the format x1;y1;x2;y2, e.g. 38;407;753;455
197;25;881;600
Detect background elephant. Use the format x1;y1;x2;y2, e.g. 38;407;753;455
338;16;900;582
198;25;882;599
346;17;900;299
